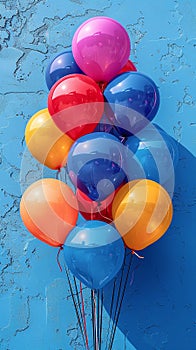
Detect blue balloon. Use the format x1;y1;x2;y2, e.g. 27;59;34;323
94;113;114;134
124;124;179;184
67;132;126;201
45;51;83;90
63;221;125;290
94;119;127;145
94;114;139;155
104;72;160;136
94;122;113;133
94;114;138;149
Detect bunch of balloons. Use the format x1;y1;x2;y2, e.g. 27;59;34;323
20;16;176;292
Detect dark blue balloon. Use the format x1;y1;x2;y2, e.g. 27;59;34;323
94;122;113;133
94;114;123;141
67;132;126;201
63;221;125;290
94;114;128;145
104;72;160;136
45;51;83;90
94;113;140;155
124;124;179;185
94;113;114;133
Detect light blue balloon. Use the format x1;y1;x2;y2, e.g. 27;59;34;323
124;124;179;185
63;221;125;290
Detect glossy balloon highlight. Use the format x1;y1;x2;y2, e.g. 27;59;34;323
76;183;124;223
20;179;78;247
72;16;130;82
124;124;179;184
104;72;160;136
48;74;104;140
67;132;126;201
63;220;125;289
25;109;74;170
45;51;83;90
112;179;173;251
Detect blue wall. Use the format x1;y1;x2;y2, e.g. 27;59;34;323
0;0;195;349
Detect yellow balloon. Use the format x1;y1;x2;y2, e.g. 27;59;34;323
112;179;173;251
25;109;74;170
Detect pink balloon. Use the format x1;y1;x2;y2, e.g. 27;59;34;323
72;16;131;83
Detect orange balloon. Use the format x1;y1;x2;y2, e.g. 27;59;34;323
20;179;78;247
112;179;173;251
25;109;74;170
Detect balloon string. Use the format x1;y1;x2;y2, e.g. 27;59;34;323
131;250;144;259
80;282;89;350
129;261;141;287
91;290;96;350
97;203;113;223
56;246;63;272
108;252;133;350
93;291;99;350
107;253;127;350
73;278;89;350
73;277;86;336
99;289;104;350
96;290;100;345
104;278;117;350
65;265;86;348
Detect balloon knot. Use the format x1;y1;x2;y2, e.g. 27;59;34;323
131;250;144;259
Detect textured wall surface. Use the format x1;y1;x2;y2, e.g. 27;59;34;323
0;1;196;349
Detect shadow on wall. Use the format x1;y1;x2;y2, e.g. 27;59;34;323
103;138;196;350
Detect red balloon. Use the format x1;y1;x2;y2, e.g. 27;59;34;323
48;74;104;140
97;60;137;93
76;183;125;223
118;59;137;74
76;189;114;223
